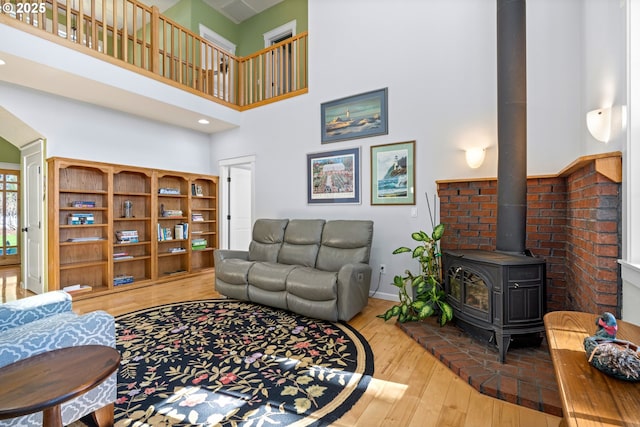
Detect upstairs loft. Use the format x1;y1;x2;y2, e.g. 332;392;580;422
0;0;308;133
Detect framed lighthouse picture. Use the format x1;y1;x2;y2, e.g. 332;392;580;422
370;141;415;205
320;88;388;143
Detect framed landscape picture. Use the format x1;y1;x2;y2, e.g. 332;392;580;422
321;88;388;143
371;141;415;205
307;147;360;204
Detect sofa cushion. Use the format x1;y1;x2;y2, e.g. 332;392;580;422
316;220;373;272
278;219;325;267
248;262;297;291
248;219;289;262
286;267;337;300
215;259;255;285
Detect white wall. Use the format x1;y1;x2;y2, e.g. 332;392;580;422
528;0;584;166
210;0;613;300
0;82;212;173
583;0;628;152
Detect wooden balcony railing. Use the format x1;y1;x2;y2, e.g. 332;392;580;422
0;0;308;110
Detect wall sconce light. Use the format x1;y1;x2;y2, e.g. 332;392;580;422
586;105;627;143
465;147;486;169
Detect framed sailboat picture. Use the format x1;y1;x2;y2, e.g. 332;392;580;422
321;88;388;143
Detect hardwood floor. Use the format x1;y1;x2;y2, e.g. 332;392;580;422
68;277;561;426
0;265;32;303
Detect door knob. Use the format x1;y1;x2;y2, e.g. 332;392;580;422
21;227;28;232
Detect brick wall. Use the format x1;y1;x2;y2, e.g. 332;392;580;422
565;162;622;315
437;156;621;314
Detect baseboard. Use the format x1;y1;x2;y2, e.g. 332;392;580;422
369;291;399;301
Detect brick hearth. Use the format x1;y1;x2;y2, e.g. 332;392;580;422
398;319;563;417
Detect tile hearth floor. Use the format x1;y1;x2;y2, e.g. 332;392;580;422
398;319;563;417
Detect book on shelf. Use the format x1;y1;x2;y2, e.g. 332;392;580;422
113;274;134;286
116;230;139;243
168;247;186;253
173;222;188;240
70;201;96;208
117;238;139;244
68;213;95;225
158;187;181;195
157;224;174;241
191;213;204;222
162;210;183;217
191;237;207;250
160;204;183;217
62;284;93;294
192;183;204;197
113;255;134;260
66;236;104;242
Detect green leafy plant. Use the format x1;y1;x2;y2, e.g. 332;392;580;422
378;222;453;325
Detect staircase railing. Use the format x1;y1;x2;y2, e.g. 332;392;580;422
0;0;308;110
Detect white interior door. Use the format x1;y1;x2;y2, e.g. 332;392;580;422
219;156;254;250
229;166;252;250
21;139;44;294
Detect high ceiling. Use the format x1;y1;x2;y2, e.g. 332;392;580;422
0;0;287;143
150;0;284;23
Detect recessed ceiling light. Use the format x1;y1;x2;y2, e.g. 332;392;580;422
198;118;210;125
0;59;5;66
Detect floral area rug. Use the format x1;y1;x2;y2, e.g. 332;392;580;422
113;299;374;426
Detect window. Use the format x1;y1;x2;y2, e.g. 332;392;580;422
0;170;20;263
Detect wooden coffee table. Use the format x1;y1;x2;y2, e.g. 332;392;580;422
0;345;120;427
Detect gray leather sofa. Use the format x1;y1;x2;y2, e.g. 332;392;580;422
214;219;373;322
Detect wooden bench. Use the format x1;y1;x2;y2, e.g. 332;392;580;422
544;311;640;427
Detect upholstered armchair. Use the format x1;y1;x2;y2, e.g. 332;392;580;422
0;291;117;427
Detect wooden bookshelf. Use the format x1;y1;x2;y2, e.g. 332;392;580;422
190;177;218;272
113;167;153;289
47;158;218;298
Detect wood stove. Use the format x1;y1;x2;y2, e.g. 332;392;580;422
440;0;547;363
443;250;545;362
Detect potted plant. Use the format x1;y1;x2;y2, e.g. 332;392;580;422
378;222;453;326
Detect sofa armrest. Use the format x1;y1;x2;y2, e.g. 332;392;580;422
0;290;72;334
336;263;372;321
214;249;249;266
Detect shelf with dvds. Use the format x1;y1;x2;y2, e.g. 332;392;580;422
48;157;218;299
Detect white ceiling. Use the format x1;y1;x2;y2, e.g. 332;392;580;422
150;0;284;23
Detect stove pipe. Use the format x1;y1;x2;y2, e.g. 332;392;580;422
496;0;527;254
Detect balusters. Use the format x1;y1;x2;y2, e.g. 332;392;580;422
1;0;306;108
